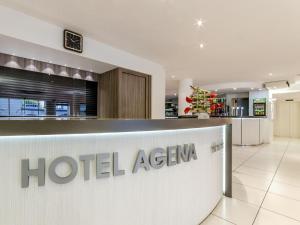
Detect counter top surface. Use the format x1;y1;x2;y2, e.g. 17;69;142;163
0;118;231;136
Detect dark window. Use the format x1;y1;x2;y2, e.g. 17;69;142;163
0;98;9;116
56;103;70;117
0;66;97;117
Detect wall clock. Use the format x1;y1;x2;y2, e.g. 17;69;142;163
63;29;83;53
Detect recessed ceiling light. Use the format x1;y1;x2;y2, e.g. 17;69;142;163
174;93;177;96
171;75;176;79
233;88;237;90
64;64;67;66
196;19;204;27
269;73;273;76
199;43;205;49
251;87;254;90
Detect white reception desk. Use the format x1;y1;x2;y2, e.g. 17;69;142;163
232;117;272;145
0;119;232;225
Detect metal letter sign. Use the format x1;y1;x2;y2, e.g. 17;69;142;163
21;143;200;188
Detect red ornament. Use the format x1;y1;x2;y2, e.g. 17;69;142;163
210;104;216;111
186;96;193;103
210;92;217;98
184;107;191;114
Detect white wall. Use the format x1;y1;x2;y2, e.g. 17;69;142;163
0;5;165;119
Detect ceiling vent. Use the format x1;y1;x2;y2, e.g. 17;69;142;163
264;80;290;90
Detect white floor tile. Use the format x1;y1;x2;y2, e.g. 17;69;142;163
232;162;242;171
232;172;271;191
269;181;300;201
235;165;274;180
232;183;266;206
213;197;259;225
243;160;278;173
200;138;300;225
274;174;300;188
201;214;234;225
262;193;300;221
277;165;300;178
254;209;300;225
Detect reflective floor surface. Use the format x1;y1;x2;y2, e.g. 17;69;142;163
201;138;300;225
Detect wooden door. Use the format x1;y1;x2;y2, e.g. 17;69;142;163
118;70;151;119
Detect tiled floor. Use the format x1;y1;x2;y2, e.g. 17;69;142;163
201;138;300;225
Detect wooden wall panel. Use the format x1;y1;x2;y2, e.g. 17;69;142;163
98;68;119;118
98;68;151;119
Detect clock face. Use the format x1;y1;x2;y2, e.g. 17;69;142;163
64;30;83;53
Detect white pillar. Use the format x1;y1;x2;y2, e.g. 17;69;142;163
178;78;193;116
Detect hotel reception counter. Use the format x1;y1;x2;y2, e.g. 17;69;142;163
0;119;232;225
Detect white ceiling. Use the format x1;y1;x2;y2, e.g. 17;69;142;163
1;0;300;88
273;92;300;101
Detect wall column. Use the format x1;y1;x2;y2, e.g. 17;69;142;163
178;78;193;116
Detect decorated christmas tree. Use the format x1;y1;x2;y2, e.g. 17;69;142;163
184;86;218;114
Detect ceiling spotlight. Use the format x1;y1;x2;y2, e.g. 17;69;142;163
196;19;204;27
269;73;273;76
171;75;176;79
174;93;177;96
233;88;237;90
251;87;254;90
199;43;205;49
